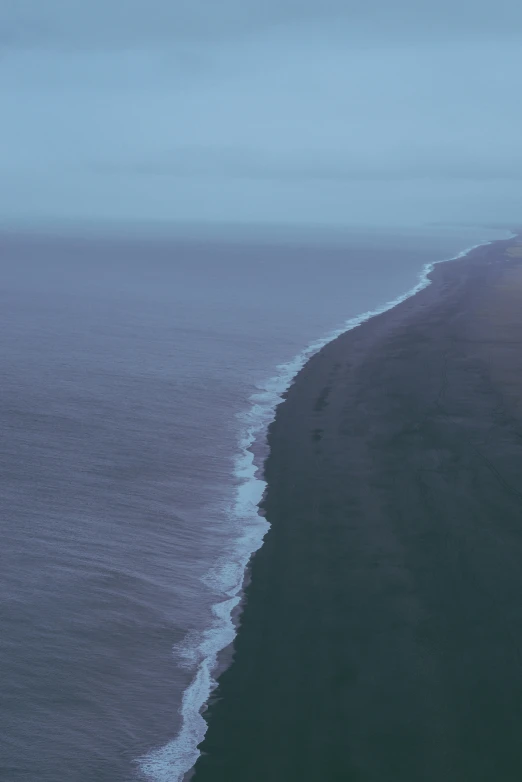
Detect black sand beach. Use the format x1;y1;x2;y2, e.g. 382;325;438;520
192;237;522;782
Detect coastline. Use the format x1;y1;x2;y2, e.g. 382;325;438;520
190;234;522;781
139;234;510;782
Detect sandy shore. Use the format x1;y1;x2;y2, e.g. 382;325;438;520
192;236;522;782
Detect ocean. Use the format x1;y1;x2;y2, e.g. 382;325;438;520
0;224;508;782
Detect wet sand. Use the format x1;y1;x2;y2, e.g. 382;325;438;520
192;236;522;782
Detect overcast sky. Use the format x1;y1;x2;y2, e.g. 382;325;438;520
1;0;522;228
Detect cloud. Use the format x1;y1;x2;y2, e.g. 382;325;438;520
0;2;522;226
2;0;522;50
95;143;522;183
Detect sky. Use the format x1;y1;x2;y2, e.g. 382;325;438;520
1;0;522;229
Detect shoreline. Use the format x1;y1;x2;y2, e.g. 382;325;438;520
140;234;512;782
190;234;522;781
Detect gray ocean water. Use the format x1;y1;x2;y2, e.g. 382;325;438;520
0;225;508;782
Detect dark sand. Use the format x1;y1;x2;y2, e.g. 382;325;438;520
193;237;522;782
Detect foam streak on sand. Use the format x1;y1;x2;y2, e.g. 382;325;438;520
137;240;492;782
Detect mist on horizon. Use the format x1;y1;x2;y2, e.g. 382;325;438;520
1;0;522;230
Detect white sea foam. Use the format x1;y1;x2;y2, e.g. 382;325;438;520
137;239;496;782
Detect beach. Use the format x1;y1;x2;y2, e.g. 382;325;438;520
192;236;522;782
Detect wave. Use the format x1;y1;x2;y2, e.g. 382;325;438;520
137;238;496;782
